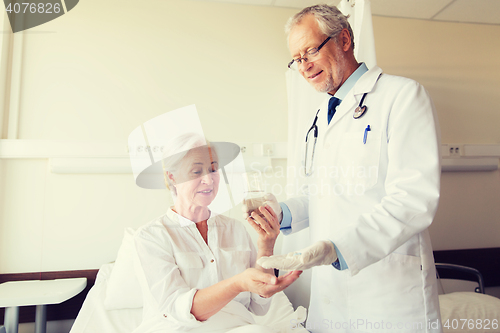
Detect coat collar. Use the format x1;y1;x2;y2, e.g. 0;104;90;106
325;65;383;128
352;65;383;96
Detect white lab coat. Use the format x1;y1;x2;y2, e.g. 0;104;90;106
284;66;443;333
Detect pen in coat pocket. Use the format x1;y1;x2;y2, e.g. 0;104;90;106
363;125;371;144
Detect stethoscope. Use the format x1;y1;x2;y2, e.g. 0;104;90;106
303;90;372;177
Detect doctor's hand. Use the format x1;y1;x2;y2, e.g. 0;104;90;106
247;205;280;257
235;268;302;298
257;240;338;271
242;193;283;224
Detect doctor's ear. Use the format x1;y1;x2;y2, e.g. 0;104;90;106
338;28;352;52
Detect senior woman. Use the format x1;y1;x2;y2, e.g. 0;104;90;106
131;133;301;333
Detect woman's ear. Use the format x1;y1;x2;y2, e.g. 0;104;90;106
165;171;176;189
167;172;176;184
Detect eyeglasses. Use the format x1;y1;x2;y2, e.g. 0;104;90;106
288;33;337;71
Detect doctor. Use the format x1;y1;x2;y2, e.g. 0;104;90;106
257;4;442;333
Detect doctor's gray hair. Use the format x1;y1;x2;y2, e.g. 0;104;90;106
161;133;209;195
285;4;355;51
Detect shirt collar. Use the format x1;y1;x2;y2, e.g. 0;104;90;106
333;62;368;100
166;207;213;227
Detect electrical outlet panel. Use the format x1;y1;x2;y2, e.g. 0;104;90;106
448;144;463;157
262;144;274;156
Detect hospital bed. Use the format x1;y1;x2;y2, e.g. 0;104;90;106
69;263;500;333
46;243;497;333
69;263;308;333
68;228;308;333
436;263;500;333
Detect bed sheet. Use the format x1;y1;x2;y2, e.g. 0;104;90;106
70;263;308;333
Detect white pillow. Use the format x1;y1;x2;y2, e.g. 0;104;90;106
439;292;500;333
104;228;143;310
70;263;143;333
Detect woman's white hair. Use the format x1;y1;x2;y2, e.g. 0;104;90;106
285;4;355;51
161;132;210;196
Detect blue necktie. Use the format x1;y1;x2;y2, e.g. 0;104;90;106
328;97;341;124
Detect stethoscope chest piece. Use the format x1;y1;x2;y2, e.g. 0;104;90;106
353;105;367;119
353;73;382;119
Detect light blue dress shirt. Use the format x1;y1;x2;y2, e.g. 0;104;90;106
334;62;368;100
279;63;369;271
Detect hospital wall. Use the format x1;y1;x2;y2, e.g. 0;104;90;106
0;0;499;278
372;16;500;250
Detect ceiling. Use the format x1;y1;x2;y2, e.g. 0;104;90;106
194;0;500;25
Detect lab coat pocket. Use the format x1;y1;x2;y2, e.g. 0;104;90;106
175;252;204;286
334;130;381;191
349;252;425;331
385;251;422;267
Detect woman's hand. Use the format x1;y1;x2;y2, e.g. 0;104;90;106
192;268;302;321
235;268;302;298
247;205;280;258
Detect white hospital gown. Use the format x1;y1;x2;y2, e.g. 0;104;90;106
131;209;272;333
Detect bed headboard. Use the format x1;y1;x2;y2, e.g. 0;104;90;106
433;247;500;287
0;269;98;325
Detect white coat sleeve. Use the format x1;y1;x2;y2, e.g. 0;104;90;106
133;229;204;331
334;80;441;276
280;196;310;235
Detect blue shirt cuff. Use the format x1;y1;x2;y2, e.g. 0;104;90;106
332;242;348;270
278;203;347;270
279;202;292;231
